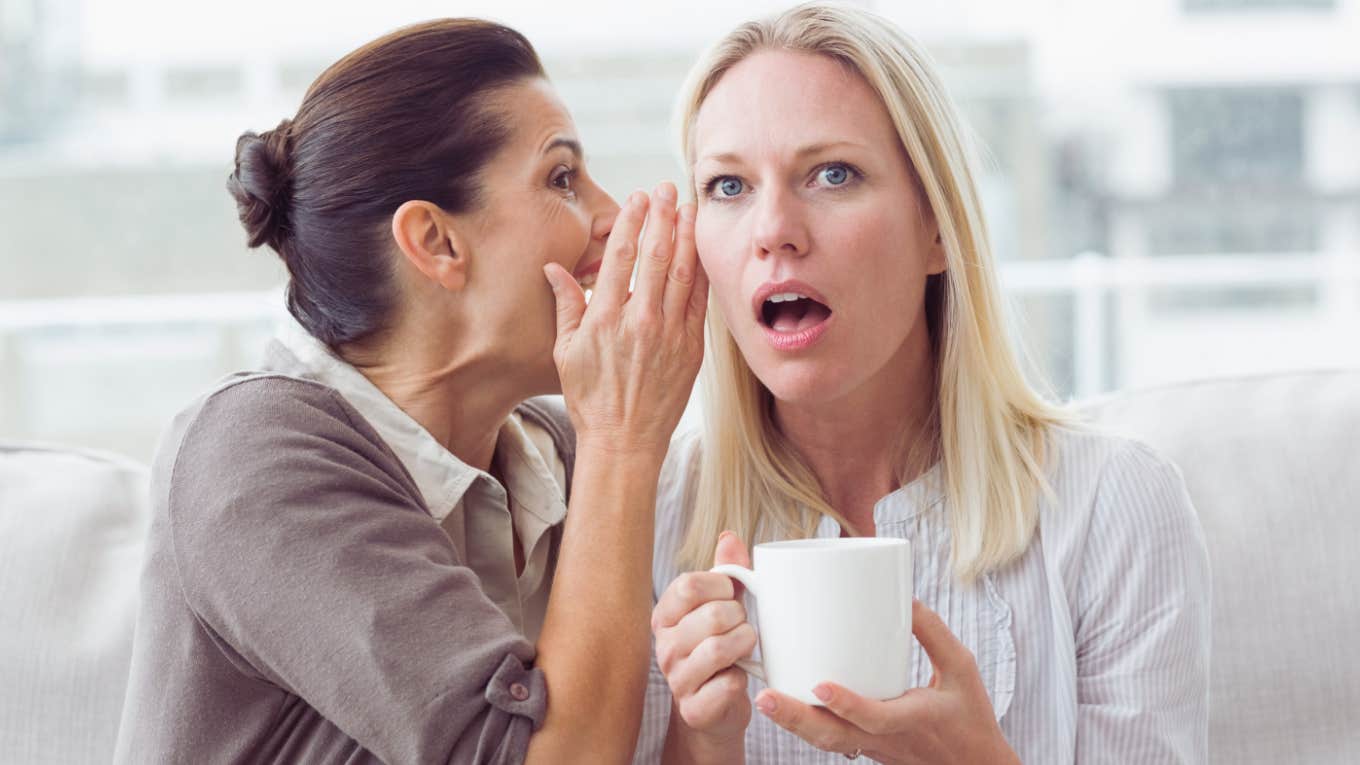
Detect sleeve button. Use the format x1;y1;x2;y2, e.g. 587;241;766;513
509;682;530;701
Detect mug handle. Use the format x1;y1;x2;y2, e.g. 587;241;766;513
709;563;766;682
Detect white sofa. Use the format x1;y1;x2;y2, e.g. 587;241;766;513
1085;369;1360;765
0;443;149;764
1;369;1356;763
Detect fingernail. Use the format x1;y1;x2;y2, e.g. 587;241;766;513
656;182;676;202
755;694;776;715
629;190;647;209
813;684;832;703
542;265;560;288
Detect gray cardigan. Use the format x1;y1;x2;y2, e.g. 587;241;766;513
114;342;575;764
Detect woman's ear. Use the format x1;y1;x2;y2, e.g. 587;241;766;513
391;200;469;291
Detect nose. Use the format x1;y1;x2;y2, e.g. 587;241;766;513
751;186;809;259
589;182;622;242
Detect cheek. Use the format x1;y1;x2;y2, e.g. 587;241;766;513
550;206;593;264
694;208;722;272
695;209;747;312
843;206;925;285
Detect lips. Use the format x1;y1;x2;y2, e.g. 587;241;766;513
752;280;834;350
572;259;602;290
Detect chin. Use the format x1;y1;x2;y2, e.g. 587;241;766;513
749;357;856;408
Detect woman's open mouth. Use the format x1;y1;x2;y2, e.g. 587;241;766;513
573;260;602;291
753;281;833;351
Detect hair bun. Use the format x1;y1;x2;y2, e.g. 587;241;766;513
227;121;293;250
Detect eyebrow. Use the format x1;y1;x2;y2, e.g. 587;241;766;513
544;137;583;160
697;140;864;166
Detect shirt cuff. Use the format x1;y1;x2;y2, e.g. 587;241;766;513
484;653;548;731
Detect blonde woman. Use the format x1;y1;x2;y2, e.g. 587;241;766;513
638;4;1210;763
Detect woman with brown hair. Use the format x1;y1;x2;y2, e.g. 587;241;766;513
113;19;706;764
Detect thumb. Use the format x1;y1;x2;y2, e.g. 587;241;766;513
713;531;751;600
543;263;586;340
912;599;978;686
713;530;751;568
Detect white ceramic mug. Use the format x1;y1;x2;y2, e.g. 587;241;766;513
711;537;913;706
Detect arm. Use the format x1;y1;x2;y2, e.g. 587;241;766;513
523;444;663;763
1075;442;1212;763
528;183;709;763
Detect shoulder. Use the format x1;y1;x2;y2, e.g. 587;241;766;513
1039;424;1206;586
156;374;414;517
1043;423;1193;521
177;373;387;459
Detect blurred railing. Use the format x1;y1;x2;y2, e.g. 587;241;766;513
2;252;1358;458
1000;251;1360;396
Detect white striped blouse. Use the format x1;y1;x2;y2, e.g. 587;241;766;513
633;425;1211;764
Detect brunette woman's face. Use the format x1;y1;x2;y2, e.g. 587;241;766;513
459;78;618;384
691;51;946;407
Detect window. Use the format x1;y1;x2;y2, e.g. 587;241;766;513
1147;198;1318;255
1168;87;1305;187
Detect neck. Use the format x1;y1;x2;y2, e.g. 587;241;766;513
345;326;540;474
772;325;937;533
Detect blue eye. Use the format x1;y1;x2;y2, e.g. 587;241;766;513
820;164;851;186
717;177;744;197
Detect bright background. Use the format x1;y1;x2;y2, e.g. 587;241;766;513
3;0;1358;462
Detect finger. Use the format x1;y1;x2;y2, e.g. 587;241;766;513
811;682;904;737
662;202;697;325
913;599;978;684
632;182;679;312
712;530;752;599
652;571;737;631
676;666;750;731
755;689;860;755
666;622;757;699
591;191;648;308
686;258;710;338
712;531;751;567
542;263;586;342
664;599;748;662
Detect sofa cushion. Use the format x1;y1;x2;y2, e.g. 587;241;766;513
1086;369;1360;765
0;443;150;765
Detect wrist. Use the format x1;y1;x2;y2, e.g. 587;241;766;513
676;724;744;764
575;433;668;466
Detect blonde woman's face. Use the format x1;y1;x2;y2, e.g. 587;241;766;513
691;50;946;406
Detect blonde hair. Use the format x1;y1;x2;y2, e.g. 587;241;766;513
675;2;1072;581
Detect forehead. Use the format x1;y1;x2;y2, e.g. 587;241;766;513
692;49;898;161
489;78;576;153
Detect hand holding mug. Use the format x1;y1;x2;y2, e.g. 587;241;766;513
651;532;758;753
753;599;1020;764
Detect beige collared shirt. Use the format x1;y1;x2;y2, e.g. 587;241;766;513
275;319;567;641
